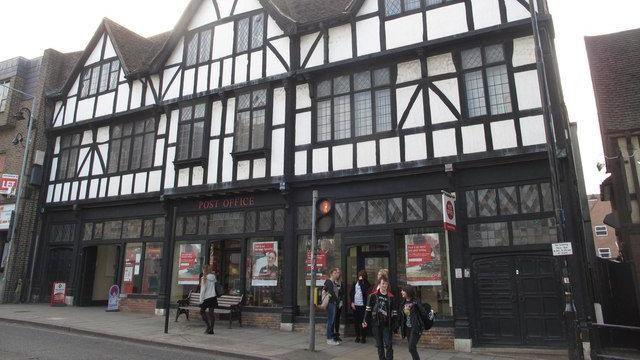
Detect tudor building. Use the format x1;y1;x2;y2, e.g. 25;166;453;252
34;0;592;353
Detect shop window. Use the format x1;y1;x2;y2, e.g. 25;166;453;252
297;234;342;311
406;197;424;221
170;242;204;302
477;188;497;217
388;198;404;223
594;225;608;237
176;102;206;162
512;218;557;245
234;89;267;153
50;224;76;243
82;223;93;241
297;206;312;230
395;229;452;316
122;219;142;239
335;203;348;228
468;222;509;247
466;191;477;218
425;194;443;220
208;212;245;234
259;210;273;231
107;118;156;174
461;44;512;117
143;219;154;237
540;183;553;211
520;184;541;213
103;220;123;240
245;211;257;232
142;243;163;294
273;209;285;232
198;215;208;235
185;216;198;235
348;201;367;226
368;199;386;225
122;243;143;294
245;238;282;307
57;133;82;180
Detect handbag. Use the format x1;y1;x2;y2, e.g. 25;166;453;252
215;280;224;297
318;289;330;310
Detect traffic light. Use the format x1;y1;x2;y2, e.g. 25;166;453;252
315;198;334;235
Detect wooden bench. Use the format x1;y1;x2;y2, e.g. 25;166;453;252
176;292;244;329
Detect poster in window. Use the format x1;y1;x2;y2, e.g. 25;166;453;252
251;241;278;287
405;233;442;286
305;237;335;286
177;243;202;285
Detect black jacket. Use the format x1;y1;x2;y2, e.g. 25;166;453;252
400;300;426;338
364;291;398;328
323;279;344;305
349;279;371;306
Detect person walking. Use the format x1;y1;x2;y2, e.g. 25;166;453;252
363;275;397;360
323;268;343;345
400;285;427;360
199;265;219;334
350;270;370;343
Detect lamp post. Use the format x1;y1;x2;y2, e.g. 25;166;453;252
0;82;37;304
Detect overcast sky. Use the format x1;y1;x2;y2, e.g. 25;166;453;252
2;0;639;194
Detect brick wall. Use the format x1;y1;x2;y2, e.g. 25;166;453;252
119;298;157;314
240;312;281;330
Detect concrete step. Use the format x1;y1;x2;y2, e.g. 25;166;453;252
597;349;640;360
472;347;568;360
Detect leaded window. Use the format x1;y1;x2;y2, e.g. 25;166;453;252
384;0;423;16
236;14;265;53
468;222;509;247
185;28;212;67
466;191;477;218
388;198;404;223
80;59;120;98
57;133;82;180
335;203;347;228
297;206;312;230
349;201;366;226
461;44;512;117
426;194;442;220
368;199;386;225
50;224;76;243
0;80;10;112
519;184;540;213
477;189;497;217
108;118;156;173
512;218;557;245
498;186;518;215
235;89;267;152
208;212;245;234
406;197;424;221
259;210;273;231
316;67;394;142
176;102;206;161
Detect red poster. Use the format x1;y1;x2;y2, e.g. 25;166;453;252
405;234;442;286
50;281;66;306
305;249;328;286
177;244;201;285
251;241;278;287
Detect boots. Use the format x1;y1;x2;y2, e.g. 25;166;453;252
207;310;215;334
200;309;211;334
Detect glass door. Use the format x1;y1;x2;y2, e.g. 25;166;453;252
208;240;241;296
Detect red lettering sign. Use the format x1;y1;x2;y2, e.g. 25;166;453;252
197;196;255;210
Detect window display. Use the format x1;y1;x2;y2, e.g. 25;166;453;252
296;234;342;311
245;238;282;307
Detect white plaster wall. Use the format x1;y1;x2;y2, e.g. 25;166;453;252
197;64;209;93
357;141;376;168
163;67;181;100
234;54;248;84
520;115;546;146
379;137;400;165
177;168;190;187
427;53;456;76
515;70;542;110
273;87;286;126
266;38;289;76
221;137;234;182
46;185;54;203
461;124;486;153
296;84;311;109
225;98;236;134
329;24;353;63
116;84;130;113
121;174;134;195
189;0;217;30
433;128;458;157
95;92;115;118
169;109;179;143
250;50;263;80
148;170;162;192
108;176;120;197
97;127;109;142
396;85;418;126
404;133;427;162
49;159;58;182
207;139;219;184
505;0;530;22
211;100;223;136
64;97;76;125
222;58;233;87
357;0;378;15
253;158;266;178
397;60;422;84
81;130;93;145
210;61;221;89
305;34;325;68
76;98;95;121
512;36;536;67
79;180;87;200
295;112;312;145
158;114;167;135
236;161;250;181
130;81;143;109
192;166;204;185
69;77;79;98
85;36;104;66
332;144;353;171
312;147;329;173
70;182;78;201
183;68;196;96
295;151;307;175
386;13;423;50
356;17;381;56
233;0;261;14
472;0;501;30
61;183;70;202
426;3;469;40
154;139;165;167
104;36;117;59
164;147;176;189
271;128;285;176
217;0;234;17
402;90;424;129
490;120;518;150
267;16;284;38
88;180;98;199
214;22;235;59
134;172;147;194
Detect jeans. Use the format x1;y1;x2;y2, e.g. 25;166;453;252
353;305;366;339
326;302;337;340
407;327;422;360
373;325;393;360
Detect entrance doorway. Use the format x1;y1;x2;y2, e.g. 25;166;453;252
44;247;74;302
472;254;565;347
208;240;242;296
79;245;119;306
346;244;390;297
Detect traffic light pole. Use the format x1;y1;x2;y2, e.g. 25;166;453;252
308;190;318;352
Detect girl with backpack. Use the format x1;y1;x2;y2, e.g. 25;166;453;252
399;285;431;360
363;275;397;360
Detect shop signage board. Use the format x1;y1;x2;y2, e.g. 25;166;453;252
107;285;120;312
552;242;573;256
0;204;15;230
177;243;202;285
0;174;18;196
197;196;255;210
51;281;66;307
251;241;278;286
442;192;457;232
405;233;442;286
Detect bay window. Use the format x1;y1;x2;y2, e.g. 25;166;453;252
108;118;156;173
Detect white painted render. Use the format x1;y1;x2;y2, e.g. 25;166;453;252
520;115;547;146
491;120;518;150
515;70;542;110
385;13;423;50
471;0;501;30
426;3;469;41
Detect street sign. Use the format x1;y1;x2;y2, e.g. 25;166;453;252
442;191;456;232
0;174;18;195
552;242;573;256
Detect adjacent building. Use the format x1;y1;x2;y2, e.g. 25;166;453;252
32;0;592;353
588;195;619;260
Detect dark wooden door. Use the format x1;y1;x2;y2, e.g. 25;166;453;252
44;247;74;302
79;246;98;306
473;255;565;347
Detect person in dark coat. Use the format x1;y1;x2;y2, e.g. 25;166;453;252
363;275;397;360
323;268;344;345
350;270;371;343
400;285;427;360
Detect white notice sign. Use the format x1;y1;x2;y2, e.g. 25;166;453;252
552;242;573;256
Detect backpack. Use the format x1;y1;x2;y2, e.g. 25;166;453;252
420;302;435;331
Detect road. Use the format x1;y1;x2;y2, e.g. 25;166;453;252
0;322;245;360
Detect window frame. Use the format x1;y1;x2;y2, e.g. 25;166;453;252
174;100;209;166
56;133;83;180
183;28;213;69
107;118;157;174
383;0;425;18
79;58;120;100
459;43;514;119
313;66;397;144
597;248;612;259
233;88;270;155
0;80;10;112
234;13;266;55
594;225;608;237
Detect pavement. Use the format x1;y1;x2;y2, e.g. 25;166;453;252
0;304;569;360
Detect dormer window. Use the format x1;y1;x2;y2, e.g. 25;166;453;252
235;14;265;54
80;59;120;98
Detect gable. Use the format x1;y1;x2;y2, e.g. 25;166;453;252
188;0;264;31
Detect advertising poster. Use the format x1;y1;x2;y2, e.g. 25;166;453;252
177;243;202;285
107;285;120;312
50;281;66;307
304;237;336;286
251;241;278;287
405;233;442;286
0;204;14;230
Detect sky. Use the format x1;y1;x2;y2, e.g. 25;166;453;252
2;0;640;194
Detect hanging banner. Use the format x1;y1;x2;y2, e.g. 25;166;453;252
106;285;120;312
177;243;202;285
442;191;457;232
0;174;18;196
405;233;442;286
251;241;278;287
50;281;67;307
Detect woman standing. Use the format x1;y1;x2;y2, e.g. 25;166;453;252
363;275;397;360
199;265;219;334
400;285;427;360
350;270;370;343
323;268;343;345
